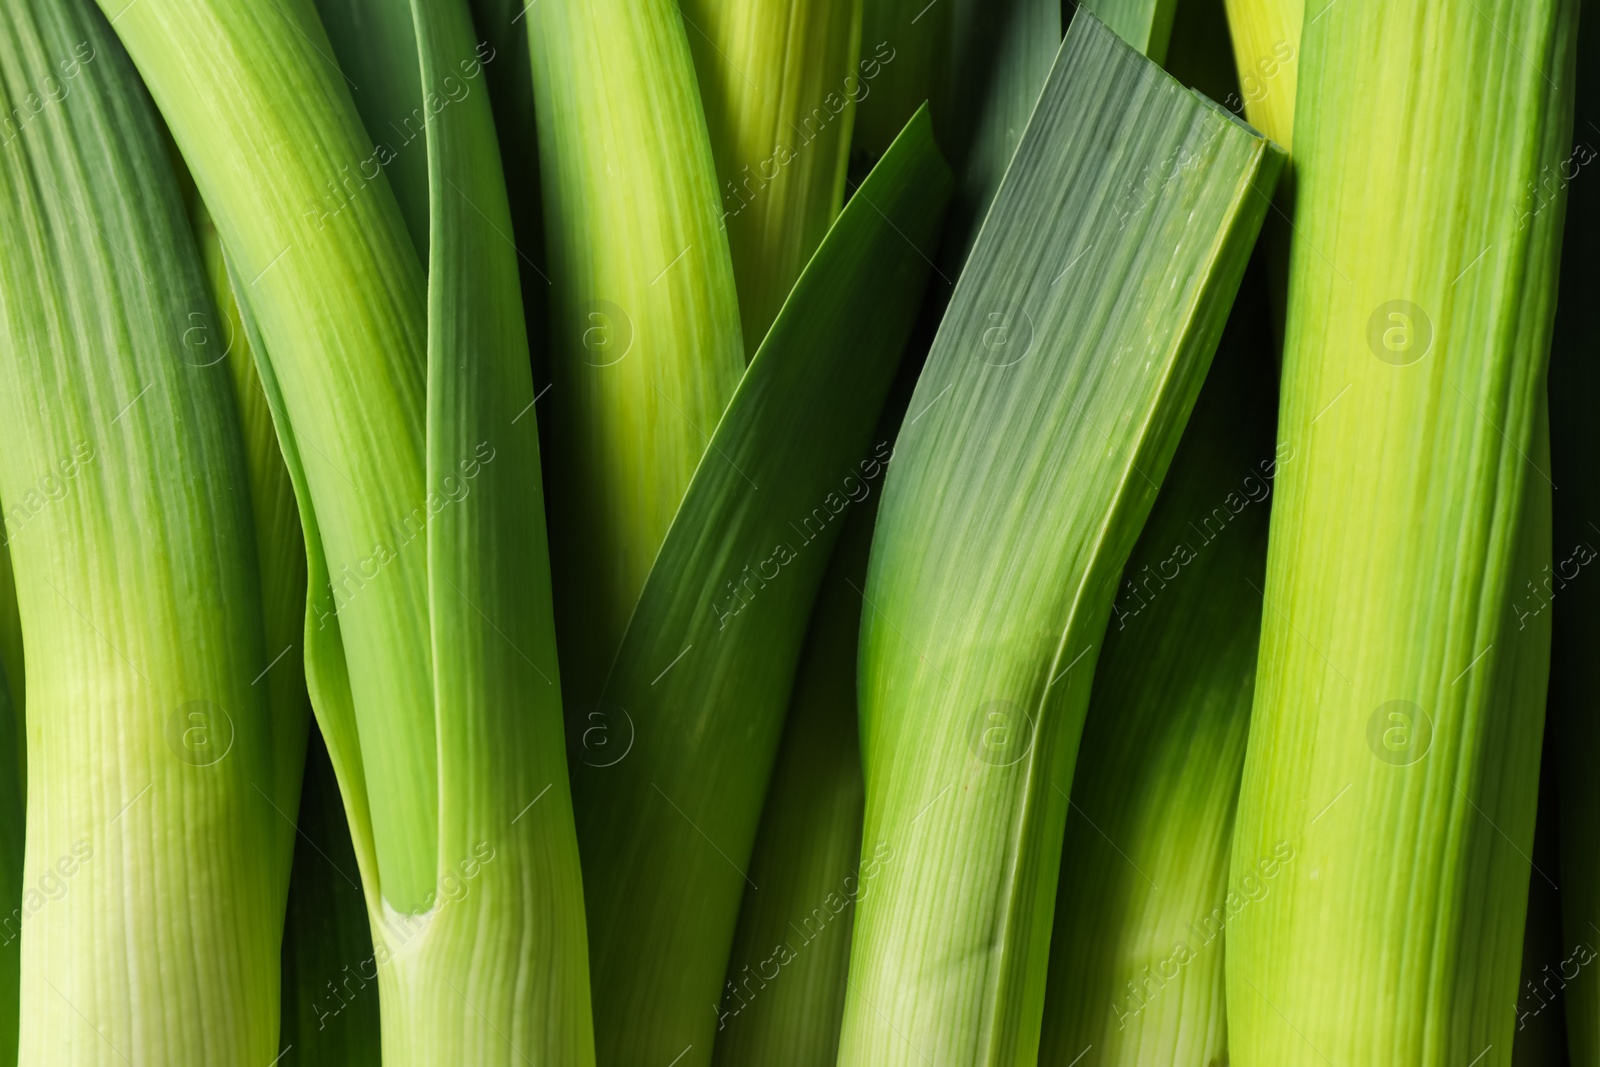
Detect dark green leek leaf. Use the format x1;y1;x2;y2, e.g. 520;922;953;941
1077;0;1179;63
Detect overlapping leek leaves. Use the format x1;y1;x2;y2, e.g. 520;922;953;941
1224;1;1576;1063
574;108;950;1067
835;13;1283;1065
0;0;285;1060
100;0;594;1062
1037;267;1276;1065
713;504;876;1067
103;0;437;914
526;0;745;703
682;0;864;351
188;197;312;893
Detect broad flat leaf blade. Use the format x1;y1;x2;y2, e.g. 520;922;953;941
574;106;952;1067
838;13;1282;1066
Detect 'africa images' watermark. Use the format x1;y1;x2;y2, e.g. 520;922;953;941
303;41;497;231
308;841;496;1031
1109;441;1294;631
313;441;496;628
712;440;893;630
0;40;96;147
718;42;896;225
715;841;894;1032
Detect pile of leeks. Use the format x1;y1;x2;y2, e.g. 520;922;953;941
0;0;1588;1064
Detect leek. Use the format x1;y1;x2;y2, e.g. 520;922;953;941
100;0;596;1060
836;13;1282;1065
1078;0;1180;62
526;0;746;701
1220;0;1299;151
1225;1;1575;1063
0;1;283;1059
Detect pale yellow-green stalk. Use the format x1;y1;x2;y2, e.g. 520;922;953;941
1224;1;1576;1064
0;0;286;1059
526;0;746;702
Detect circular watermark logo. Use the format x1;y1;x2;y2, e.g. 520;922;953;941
165;700;235;766
979;307;1034;368
1366;301;1432;366
579;301;633;368
969;699;1035;767
179;310;233;368
1366;700;1431;765
573;699;634;768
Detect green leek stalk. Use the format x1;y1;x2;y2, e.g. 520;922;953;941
1037;265;1276;1066
1224;0;1575;1063
1219;0;1299;151
0;0;285;1060
102;0;437;915
712;502;876;1067
683;0;865;351
1551;3;1600;1062
526;0;746;702
100;0;595;1061
836;14;1283;1065
573;108;949;1067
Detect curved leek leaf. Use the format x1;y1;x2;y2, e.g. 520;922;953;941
837;13;1283;1066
